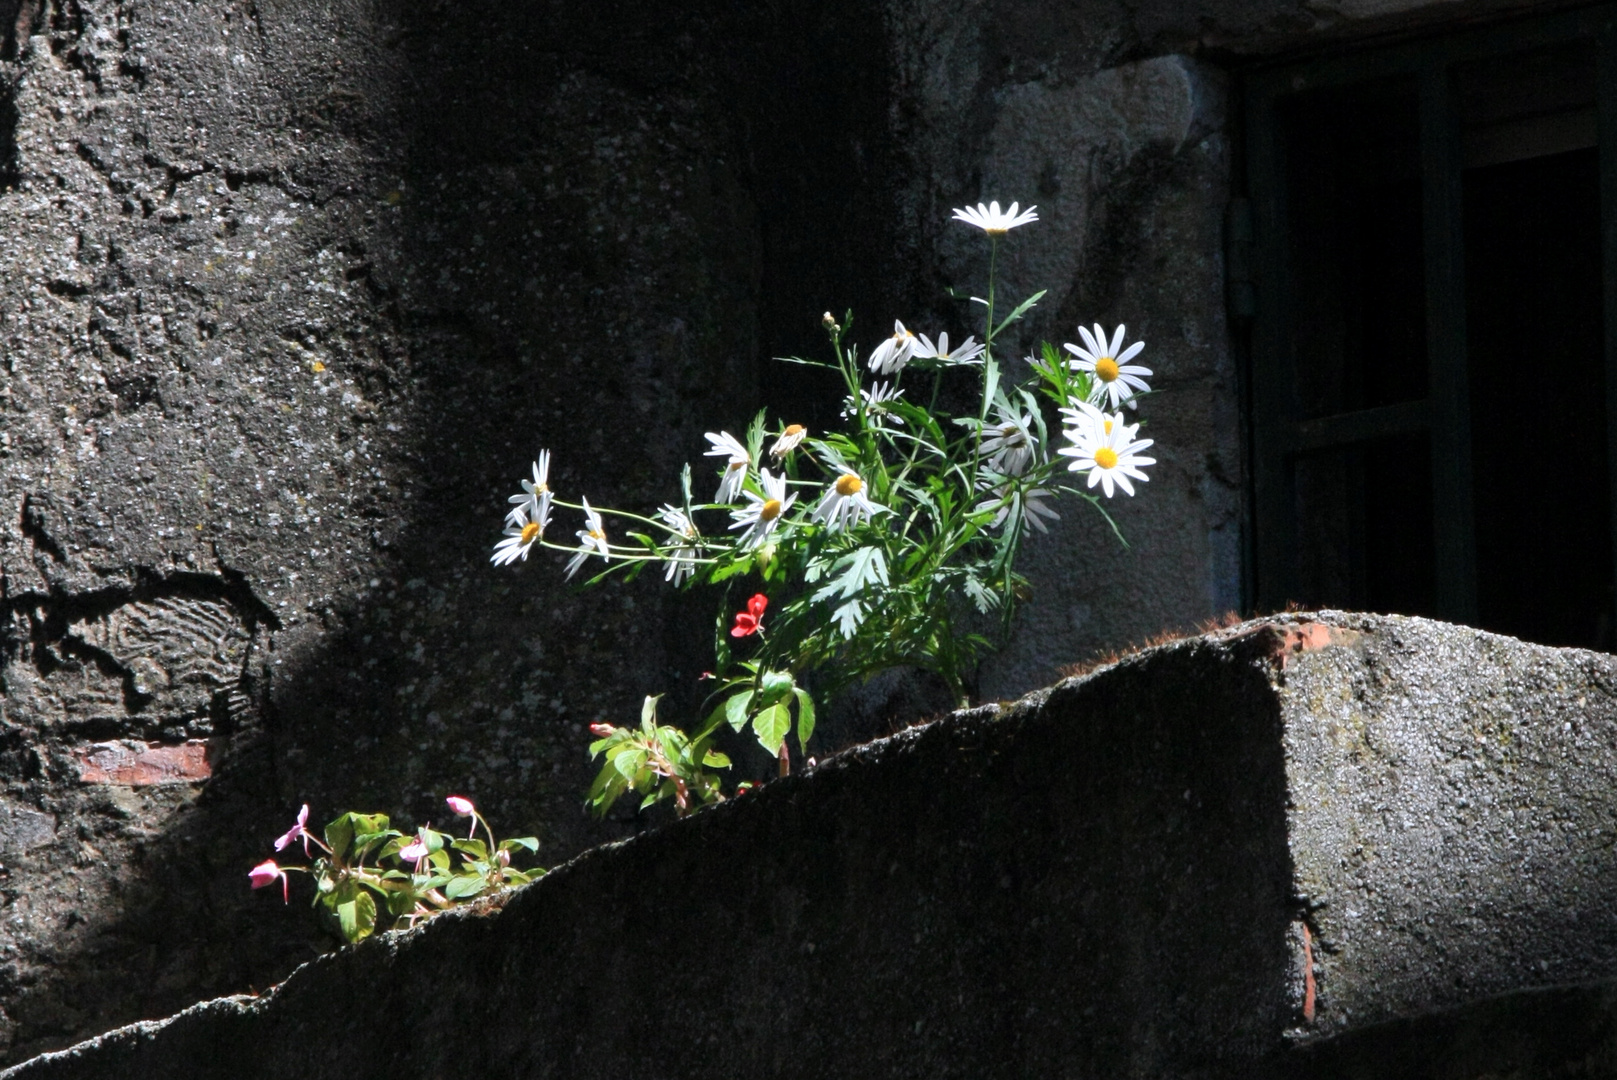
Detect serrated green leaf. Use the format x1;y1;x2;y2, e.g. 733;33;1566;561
323;814;355;860
758;669;794;707
337;890;376;943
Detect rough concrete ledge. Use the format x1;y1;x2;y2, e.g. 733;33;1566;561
8;613;1617;1079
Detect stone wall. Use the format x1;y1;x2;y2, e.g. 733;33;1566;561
9;614;1617;1079
0;0;1567;1060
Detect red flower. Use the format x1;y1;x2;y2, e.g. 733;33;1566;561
730;593;768;637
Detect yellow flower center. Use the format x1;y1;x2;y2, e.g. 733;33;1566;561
589;528;606;542
1094;357;1120;382
727;460;745;472
761;499;783;521
986;227;1008;236
1094;447;1119;470
783;424;805;437
835;474;863;496
1103;419;1113;434
520;522;540;544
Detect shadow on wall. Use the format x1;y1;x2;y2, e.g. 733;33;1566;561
0;0;902;1064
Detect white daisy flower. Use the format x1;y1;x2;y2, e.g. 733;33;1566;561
491;497;551;566
565;497;611;579
975;480;1060;534
657;504;699;585
1065;323;1152;409
505;450;555;527
978;406;1038;476
811;471;886;532
868;320;920;376
1059;400;1139;450
842;381;906;427
914;331;986;366
729;468;796;549
703;431;750;504
769;424;808;460
1057;408;1156;498
951;200;1039;235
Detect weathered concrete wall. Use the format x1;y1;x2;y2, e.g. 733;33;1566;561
0;0;1579;1060
7;613;1617;1079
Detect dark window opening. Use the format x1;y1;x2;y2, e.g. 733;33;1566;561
1243;11;1617;651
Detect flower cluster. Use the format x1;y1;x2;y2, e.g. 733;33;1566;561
490;198;1160;817
248;796;542;944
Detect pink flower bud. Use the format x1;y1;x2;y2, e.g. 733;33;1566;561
399;840;428;863
248;859;289;903
588;722;615;738
446;795;475;816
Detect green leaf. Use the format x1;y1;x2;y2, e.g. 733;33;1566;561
337;891;376;943
324;814;355;860
992;289;1046;338
832;599;864;638
702;749;732;768
758;669;794;707
500;836;540;853
708;557;754;584
451;838;488;860
753;702;791;755
724;690;754;732
794;687;816;748
641;694;662;730
444;875;486;901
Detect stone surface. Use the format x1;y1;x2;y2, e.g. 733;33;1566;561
6;613;1617;1079
0;0;1586;1061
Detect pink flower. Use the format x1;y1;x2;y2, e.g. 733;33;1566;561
273;803;312;856
588;722;615;738
249;859;289;903
446;795;477;839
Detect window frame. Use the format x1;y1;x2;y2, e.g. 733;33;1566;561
1240;4;1617;625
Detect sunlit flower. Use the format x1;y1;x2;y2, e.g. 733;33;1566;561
811;471;886;532
868;320;920;376
446;795;477;839
658;504;700;585
1059;400;1138;450
399;826;432;874
273;804;313;856
730;468;795;549
249;859;289;903
492;499;550;566
951;200;1038;235
1066;323;1151;409
769;424;808;460
1058;404;1156;497
731;593;768;637
704;431;750;503
976;479;1060;534
506;451;553;527
914;331;986;366
565;498;610;579
842;381;906;427
979;406;1038;475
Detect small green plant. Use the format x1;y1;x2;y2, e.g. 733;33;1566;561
493;199;1158;816
248;796;543;944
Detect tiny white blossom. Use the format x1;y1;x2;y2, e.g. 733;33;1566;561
975;480;1059;534
566;497;611;579
492;498;551;566
703;431;750;504
769;424;808;460
729;469;795;549
868;320;920;376
842;381;906;427
811;472;886;532
1065;323;1152;409
951;200;1039;235
978;406;1038;475
914;331;985;366
657;504;699;585
506;450;554;527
